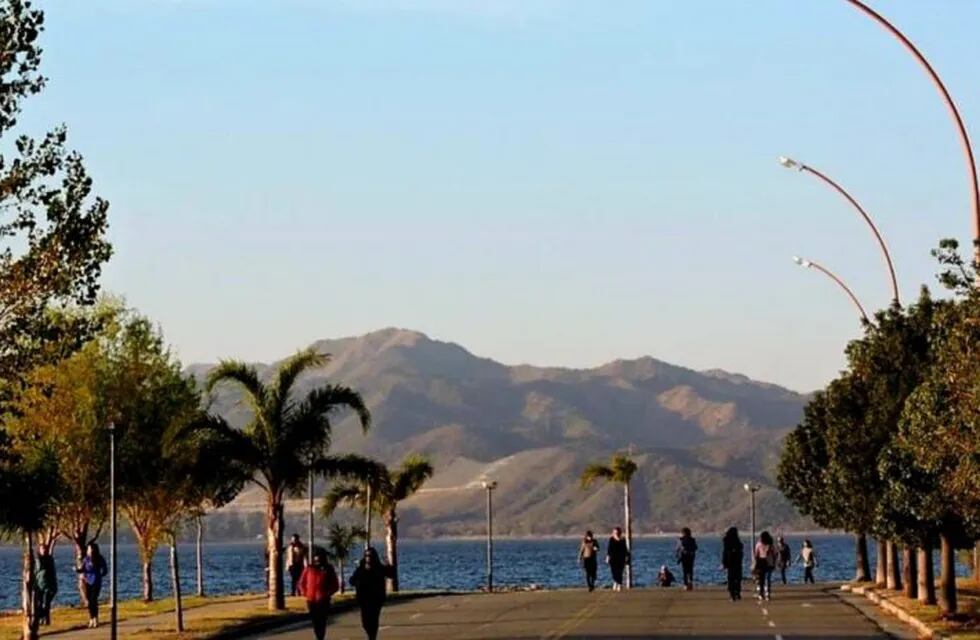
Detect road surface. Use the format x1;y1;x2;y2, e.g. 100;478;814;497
248;585;915;639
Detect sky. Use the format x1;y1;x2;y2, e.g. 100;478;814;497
17;0;980;392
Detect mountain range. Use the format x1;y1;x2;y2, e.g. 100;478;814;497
190;328;813;538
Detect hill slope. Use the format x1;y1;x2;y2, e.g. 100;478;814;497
193;328;810;536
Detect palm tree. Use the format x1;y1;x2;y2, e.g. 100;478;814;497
580;453;638;588
325;522;366;593
190;348;371;610
322;454;434;592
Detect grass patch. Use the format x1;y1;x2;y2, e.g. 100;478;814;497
0;593;262;640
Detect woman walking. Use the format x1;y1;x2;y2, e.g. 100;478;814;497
798;539;818;584
34;542;58;626
350;547;394;640
675;527;698;590
76;543;108;628
578;531;600;592
721;527;743;601
753;531;777;601
605;527;629;592
299;547;339;640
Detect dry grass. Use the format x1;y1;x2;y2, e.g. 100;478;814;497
0;593;264;640
862;578;980;640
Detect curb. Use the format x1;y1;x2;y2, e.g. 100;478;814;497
840;583;950;640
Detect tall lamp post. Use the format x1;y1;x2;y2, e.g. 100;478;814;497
481;479;497;593
843;0;979;270
792;256;870;323
108;422;118;640
779;156;900;304
744;483;760;551
308;461;315;558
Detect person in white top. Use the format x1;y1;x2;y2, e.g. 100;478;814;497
798;539;818;584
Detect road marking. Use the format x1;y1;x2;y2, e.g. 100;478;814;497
410;613;423;620
762;608;768;616
802;602;813;607
768;621;776;627
542;591;614;640
775;635;784;640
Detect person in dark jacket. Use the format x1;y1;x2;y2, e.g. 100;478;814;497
76;543;108;628
721;527;744;601
350;547;394;640
776;536;792;584
605;527;629;591
675;527;698;590
34;542;58;625
578;530;600;592
299;547;339;640
657;565;676;587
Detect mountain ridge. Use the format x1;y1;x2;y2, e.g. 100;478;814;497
194;327;811;536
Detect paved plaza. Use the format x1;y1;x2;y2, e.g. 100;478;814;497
250;585;916;639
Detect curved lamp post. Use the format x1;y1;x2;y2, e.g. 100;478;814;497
843;0;979;267
481;479;497;593
780;156;900;303
793;256;870;323
744;483;760;551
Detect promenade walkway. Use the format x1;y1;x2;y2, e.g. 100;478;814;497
250;585;918;640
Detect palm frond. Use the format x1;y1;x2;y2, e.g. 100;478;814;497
392;454;434;501
315;454;388;484
580;463;615;489
170;413;263;482
611;454;638;482
301;384;372;433
320;483;365;518
270;348;330;421
205;361;267;418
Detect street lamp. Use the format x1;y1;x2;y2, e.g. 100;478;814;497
481;479;498;593
744;483;760;551
779;156;899;303
792;256;870;323
843;0;979;272
108;422;118;640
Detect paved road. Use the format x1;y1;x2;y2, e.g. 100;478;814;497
250;585;912;639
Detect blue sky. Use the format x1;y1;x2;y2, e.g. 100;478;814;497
21;1;980;391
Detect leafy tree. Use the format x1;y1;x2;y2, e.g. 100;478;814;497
0;0;112;404
0;432;60;640
777;391;873;581
188;350;371;610
325;522;366;593
322;454;434;592
580;453;637;588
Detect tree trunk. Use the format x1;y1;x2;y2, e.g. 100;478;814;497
266;498;285;610
902;545;917;599
623;481;633;590
22;532;39;640
854;533;871;582
338;561;345;595
385;510;399;593
73;537;89;608
917;543;936;605
365;484;373;552
974;541;979;583
886;541;901;590
196;516;204;597
938;532;957;617
875;539;887;587
170;539;184;632
140;558;155;602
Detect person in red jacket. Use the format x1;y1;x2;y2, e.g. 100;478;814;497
299;547;340;640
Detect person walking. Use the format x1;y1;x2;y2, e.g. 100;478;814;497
350;547;394;640
298;547;339;640
578;530;600;592
720;527;743;601
75;543;108;628
34;542;58;626
288;533;309;597
605;527;629;592
675;527;698;590
776;536;792;584
753;531;777;601
798;539;818;584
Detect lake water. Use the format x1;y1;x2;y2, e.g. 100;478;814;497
0;535;971;611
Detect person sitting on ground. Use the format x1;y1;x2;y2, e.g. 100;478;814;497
657;565;676;587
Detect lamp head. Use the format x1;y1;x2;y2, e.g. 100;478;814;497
778;156;801;170
481;479;497;490
792;256;812;269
